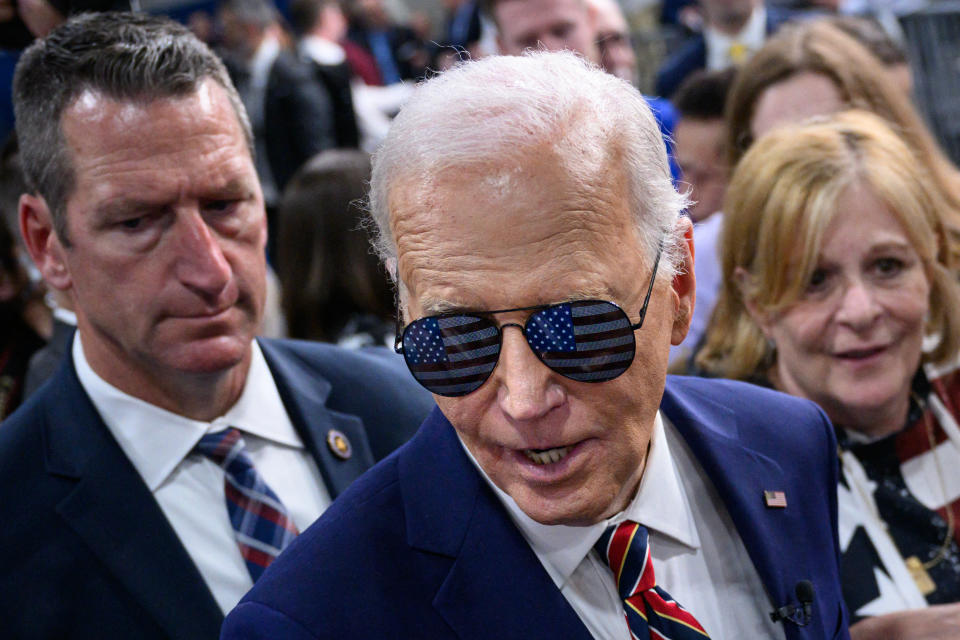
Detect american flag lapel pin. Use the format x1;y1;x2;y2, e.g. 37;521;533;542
764;490;787;508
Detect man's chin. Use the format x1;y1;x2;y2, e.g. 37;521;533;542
166;336;253;376
512;489;612;527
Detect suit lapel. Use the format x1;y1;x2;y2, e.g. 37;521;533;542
43;357;223;639
258;339;376;498
399;409;593;640
660;381;816;636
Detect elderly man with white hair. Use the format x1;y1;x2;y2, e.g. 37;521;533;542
222;51;850;640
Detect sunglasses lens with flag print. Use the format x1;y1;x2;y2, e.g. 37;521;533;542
398;299;646;396
395;243;662;397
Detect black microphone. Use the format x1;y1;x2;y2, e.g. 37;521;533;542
769;580;815;626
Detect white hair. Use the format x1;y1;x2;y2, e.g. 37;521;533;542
367;50;688;280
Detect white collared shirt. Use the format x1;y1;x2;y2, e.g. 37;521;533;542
299;35;347;66
73;335;331;614
463;413;785;639
704;5;767;71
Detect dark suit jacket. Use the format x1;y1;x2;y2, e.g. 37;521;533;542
222;376;850;640
655;6;796;99
0;338;434;639
265;51;336;193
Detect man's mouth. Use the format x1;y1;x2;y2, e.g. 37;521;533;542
522;446;572;465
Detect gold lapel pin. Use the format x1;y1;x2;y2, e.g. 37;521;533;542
326;429;353;460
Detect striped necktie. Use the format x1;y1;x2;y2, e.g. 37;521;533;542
196;428;299;581
595;521;710;639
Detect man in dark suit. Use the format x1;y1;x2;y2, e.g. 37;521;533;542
655;0;795;98
0;13;432;639
223;51;850;639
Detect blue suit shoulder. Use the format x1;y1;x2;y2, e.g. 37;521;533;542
665;374;836;454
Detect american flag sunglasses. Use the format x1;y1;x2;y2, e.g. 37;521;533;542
394;245;662;397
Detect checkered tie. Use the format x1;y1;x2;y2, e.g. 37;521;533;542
596;521;710;639
196;428;299;581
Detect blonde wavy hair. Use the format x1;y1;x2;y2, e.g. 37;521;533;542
724;19;960;259
696;110;960;380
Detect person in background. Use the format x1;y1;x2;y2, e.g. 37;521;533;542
288;0;361;151
724;19;960;264
486;0;681;180
668;67;736;369
443;0;482;52
217;0;287;207
656;0;795;98
0;13;432;637
588;0;637;84
219;0;337;204
696;109;960;640
222;50;849;640
276;150;394;348
345;0;429;85
824;14;912;96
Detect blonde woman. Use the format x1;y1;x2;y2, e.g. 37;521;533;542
697;110;960;638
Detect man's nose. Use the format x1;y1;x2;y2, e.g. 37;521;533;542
834;280;882;329
495;325;564;421
174;210;232;296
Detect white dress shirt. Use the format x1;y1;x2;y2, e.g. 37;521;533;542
704;5;767;71
300;34;347;66
462;412;786;639
73;335;331;614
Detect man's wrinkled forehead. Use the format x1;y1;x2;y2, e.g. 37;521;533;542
388;148;637;291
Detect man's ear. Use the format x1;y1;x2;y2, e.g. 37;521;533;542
733;266;772;338
20;193;72;291
670;216;695;346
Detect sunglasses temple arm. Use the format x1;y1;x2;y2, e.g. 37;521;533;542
632;240;663;330
393;268;405;354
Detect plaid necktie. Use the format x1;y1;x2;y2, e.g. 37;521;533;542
196;428;299;581
595;521;711;639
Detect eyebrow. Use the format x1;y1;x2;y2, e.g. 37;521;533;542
95;178;254;220
419;288;619;317
95;199;166;222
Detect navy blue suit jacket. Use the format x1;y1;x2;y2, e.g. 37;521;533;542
655;7;796;99
222;376;850;640
0;338;434;639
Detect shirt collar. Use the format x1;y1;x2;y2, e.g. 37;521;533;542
300;35;346;66
250;36;281;87
73;334;302;491
459;412;700;588
704;5;767;66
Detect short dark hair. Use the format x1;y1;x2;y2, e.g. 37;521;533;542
13;11;252;244
290;0;338;36
673;68;737;121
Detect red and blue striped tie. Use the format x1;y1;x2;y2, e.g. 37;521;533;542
196;428;299;581
595;521;711;639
